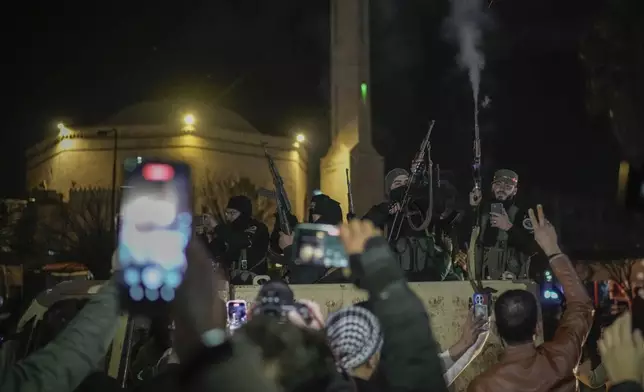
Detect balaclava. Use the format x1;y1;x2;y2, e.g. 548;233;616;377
226;195;252;229
308;194;343;225
385;168;409;202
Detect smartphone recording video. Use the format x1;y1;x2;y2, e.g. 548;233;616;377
490;203;504;215
227;300;248;331
292;223;348;268
118;160;192;313
473;293;489;319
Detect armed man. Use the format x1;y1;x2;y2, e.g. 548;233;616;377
468;169;541;280
207;195;269;284
271;193;344;284
362;166;460;282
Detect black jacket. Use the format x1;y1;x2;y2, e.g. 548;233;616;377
210;218;269;275
349;237;448;392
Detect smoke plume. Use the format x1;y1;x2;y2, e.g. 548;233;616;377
445;0;487;103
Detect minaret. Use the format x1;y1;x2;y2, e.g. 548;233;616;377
321;0;384;218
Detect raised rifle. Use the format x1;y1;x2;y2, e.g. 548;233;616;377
261;143;293;235
388;120;436;243
346;168;355;220
467;118;489;294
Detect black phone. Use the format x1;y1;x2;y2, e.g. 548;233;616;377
490;203;504;215
117;160;192;315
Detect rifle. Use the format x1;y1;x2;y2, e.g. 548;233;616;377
388;120;436;243
261;143;293;235
468;116;492;296
345;168;355;220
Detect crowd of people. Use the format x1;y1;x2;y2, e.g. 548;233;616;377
0;201;641;392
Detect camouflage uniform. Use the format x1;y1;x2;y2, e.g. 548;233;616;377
474;169;538;280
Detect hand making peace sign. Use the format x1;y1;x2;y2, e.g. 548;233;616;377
527;204;562;257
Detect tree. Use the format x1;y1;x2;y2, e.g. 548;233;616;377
201;174;276;229
39;188;115;279
601;258;638;301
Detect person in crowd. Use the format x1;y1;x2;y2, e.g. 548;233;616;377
338;219;449;392
0;279;120;392
242;316;340;392
575;318;611;392
597;312;644;392
209;195;270;283
468;169;542;280
272;193;344;284
439;309;489;386
468;205;594;392
362;167;457;281
325;305;384;392
351;301;488;389
130;315;174;384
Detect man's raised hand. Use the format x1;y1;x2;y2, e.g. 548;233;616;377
527;204;561;257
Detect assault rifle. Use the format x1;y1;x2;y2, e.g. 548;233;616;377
260;143;293;235
346;168;355;220
388;120;436;243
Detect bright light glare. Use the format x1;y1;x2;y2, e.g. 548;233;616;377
296;133;305;143
57;123;64;129
184;114;195;125
124;196;177;227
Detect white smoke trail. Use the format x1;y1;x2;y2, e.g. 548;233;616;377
447;0;487;105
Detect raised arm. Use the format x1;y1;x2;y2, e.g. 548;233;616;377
529;206;593;374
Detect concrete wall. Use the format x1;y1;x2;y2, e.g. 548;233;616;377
26;126;309;221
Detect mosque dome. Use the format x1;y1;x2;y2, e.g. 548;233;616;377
103;100;260;133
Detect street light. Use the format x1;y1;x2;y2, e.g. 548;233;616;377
184;114;196;126
295;133;305;143
57;123;71;137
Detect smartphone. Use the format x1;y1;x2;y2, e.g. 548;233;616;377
117;160;192;314
473;293;489;319
491;203;504;215
291;223;348;268
227;300;248;330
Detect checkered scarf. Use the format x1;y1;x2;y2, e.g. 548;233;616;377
325;306;384;370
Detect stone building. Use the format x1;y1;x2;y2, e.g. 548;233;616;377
25;100;309;220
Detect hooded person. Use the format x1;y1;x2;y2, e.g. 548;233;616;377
209;195;269;281
362;167;458;282
271;193;344;284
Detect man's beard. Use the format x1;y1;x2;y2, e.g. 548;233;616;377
494;192;508;201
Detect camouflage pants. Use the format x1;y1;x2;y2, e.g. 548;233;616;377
393;236;458;282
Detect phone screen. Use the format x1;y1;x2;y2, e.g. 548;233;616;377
118;161;192;311
227;300;247;330
292;223;348;268
473;293;489;319
491;203;504;215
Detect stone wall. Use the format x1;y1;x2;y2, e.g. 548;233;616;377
26;126;309;221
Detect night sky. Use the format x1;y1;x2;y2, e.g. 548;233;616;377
2;0;621;200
